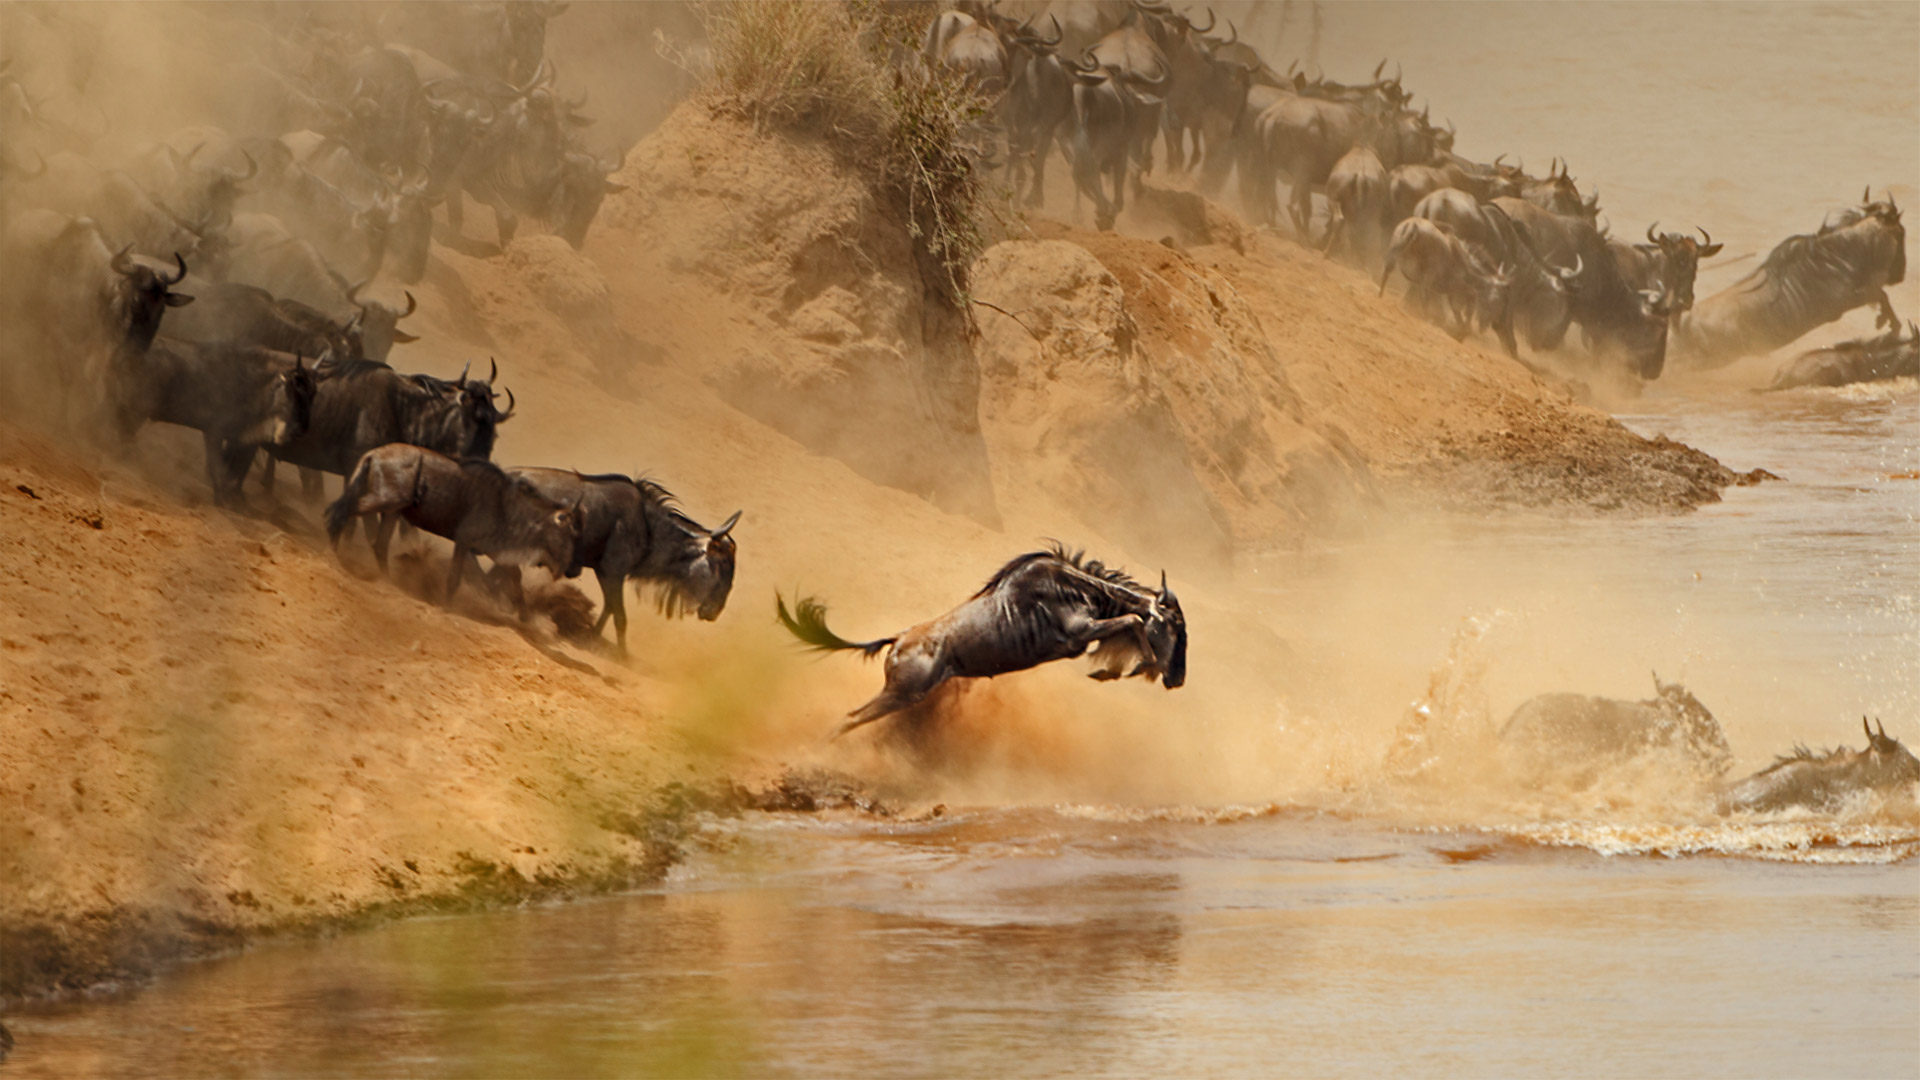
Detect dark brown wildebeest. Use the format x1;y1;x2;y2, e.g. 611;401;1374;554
115;339;316;504
1677;190;1906;368
1609;222;1723;329
1719;718;1920;814
1493;196;1674;377
1060;57;1140;231
1412;189;1580;358
779;545;1187;738
1499;673;1734;787
1767;320;1918;390
263;357;512;499
1084;9;1172;187
0;211;194;424
1000;16;1073;208
1378;217;1512;344
324;444;578;617
507;468;741;655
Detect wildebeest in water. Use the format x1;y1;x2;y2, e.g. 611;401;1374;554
778;544;1187;738
1499;673;1734;785
324;444;578;619
1719;718;1920;815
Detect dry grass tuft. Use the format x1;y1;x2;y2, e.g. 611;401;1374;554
695;0;995;307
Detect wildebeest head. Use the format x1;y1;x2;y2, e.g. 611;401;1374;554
111;247;194;350
456;358;514;457
550;149;628;250
1859;717;1920;789
259;354;317;447
648;503;740;621
1651;671;1733;776
1146;570;1188;689
346;282;419;362
1641;222;1723;318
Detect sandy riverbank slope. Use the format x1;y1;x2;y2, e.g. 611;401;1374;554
0;99;1770;1003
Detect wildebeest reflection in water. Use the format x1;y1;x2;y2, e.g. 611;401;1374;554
1498;673;1734;786
778;544;1186;739
1720;719;1920;814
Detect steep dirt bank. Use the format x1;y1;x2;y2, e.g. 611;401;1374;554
0;98;1776;1004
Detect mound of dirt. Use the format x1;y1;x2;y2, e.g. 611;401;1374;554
0;424;684;1001
594;106;997;524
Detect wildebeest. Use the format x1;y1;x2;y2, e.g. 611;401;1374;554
1000;16;1073;208
224;213;420;362
1060;58;1136;231
778;544;1187;738
264;357;512;499
1083;10;1171;186
507;468;741;654
1378;217;1511;345
1678;190;1906;368
115;339;316;503
1719;718;1920;814
19;152;230;278
1494;196;1674;377
1411;189;1580;357
1321;145;1389;265
1499;673;1735;786
922;10;1008;92
0;211;194;422
1767;320;1918;390
1610;223;1722;328
324;444;578;617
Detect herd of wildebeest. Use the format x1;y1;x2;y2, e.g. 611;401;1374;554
0;2;1912;813
929;0;1912;384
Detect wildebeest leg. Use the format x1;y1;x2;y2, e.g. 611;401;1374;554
1874;288;1898;330
1073;613;1151;680
201;432;234;505
1321;210;1345;258
445;543;471;603
259;452;277;495
1494;312;1520;360
220;444;259;506
489;564;528;621
1028;119;1060;208
832;650;941;739
299;466;325;503
592;568;629;656
370;512;401;574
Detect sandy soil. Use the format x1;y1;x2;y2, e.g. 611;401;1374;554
0;95;1774;1004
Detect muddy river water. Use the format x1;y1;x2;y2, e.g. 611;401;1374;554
5;2;1918;1076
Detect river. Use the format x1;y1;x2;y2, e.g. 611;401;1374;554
4;1;1918;1076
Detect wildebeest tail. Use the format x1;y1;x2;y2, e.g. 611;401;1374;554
323;458;369;545
776;593;894;658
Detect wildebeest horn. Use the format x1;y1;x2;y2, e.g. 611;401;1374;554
1865;715;1874;741
235;149;258;182
1878;718;1888;739
498;387;516;420
110;244;137;276
457;361;470;385
488;357;498;384
1042;14;1063;46
1696;225;1712;246
402;290;418;318
1372;59;1386;80
711;510;741;539
1863;185;1872;204
1647;222;1660;245
1220;19;1237;46
163;252;187;285
1188;7;1215;33
1558;253;1583;280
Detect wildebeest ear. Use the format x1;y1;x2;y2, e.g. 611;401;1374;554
164;292;195;307
604;179;629;194
392;329;421;343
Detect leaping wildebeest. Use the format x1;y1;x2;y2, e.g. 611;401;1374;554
1677;189;1905;369
324;444;579;618
1719;718;1920;814
507;468;741;655
778;544;1188;739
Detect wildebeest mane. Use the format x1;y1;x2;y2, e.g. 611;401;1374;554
974;541;1146;599
1757;742;1849;775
